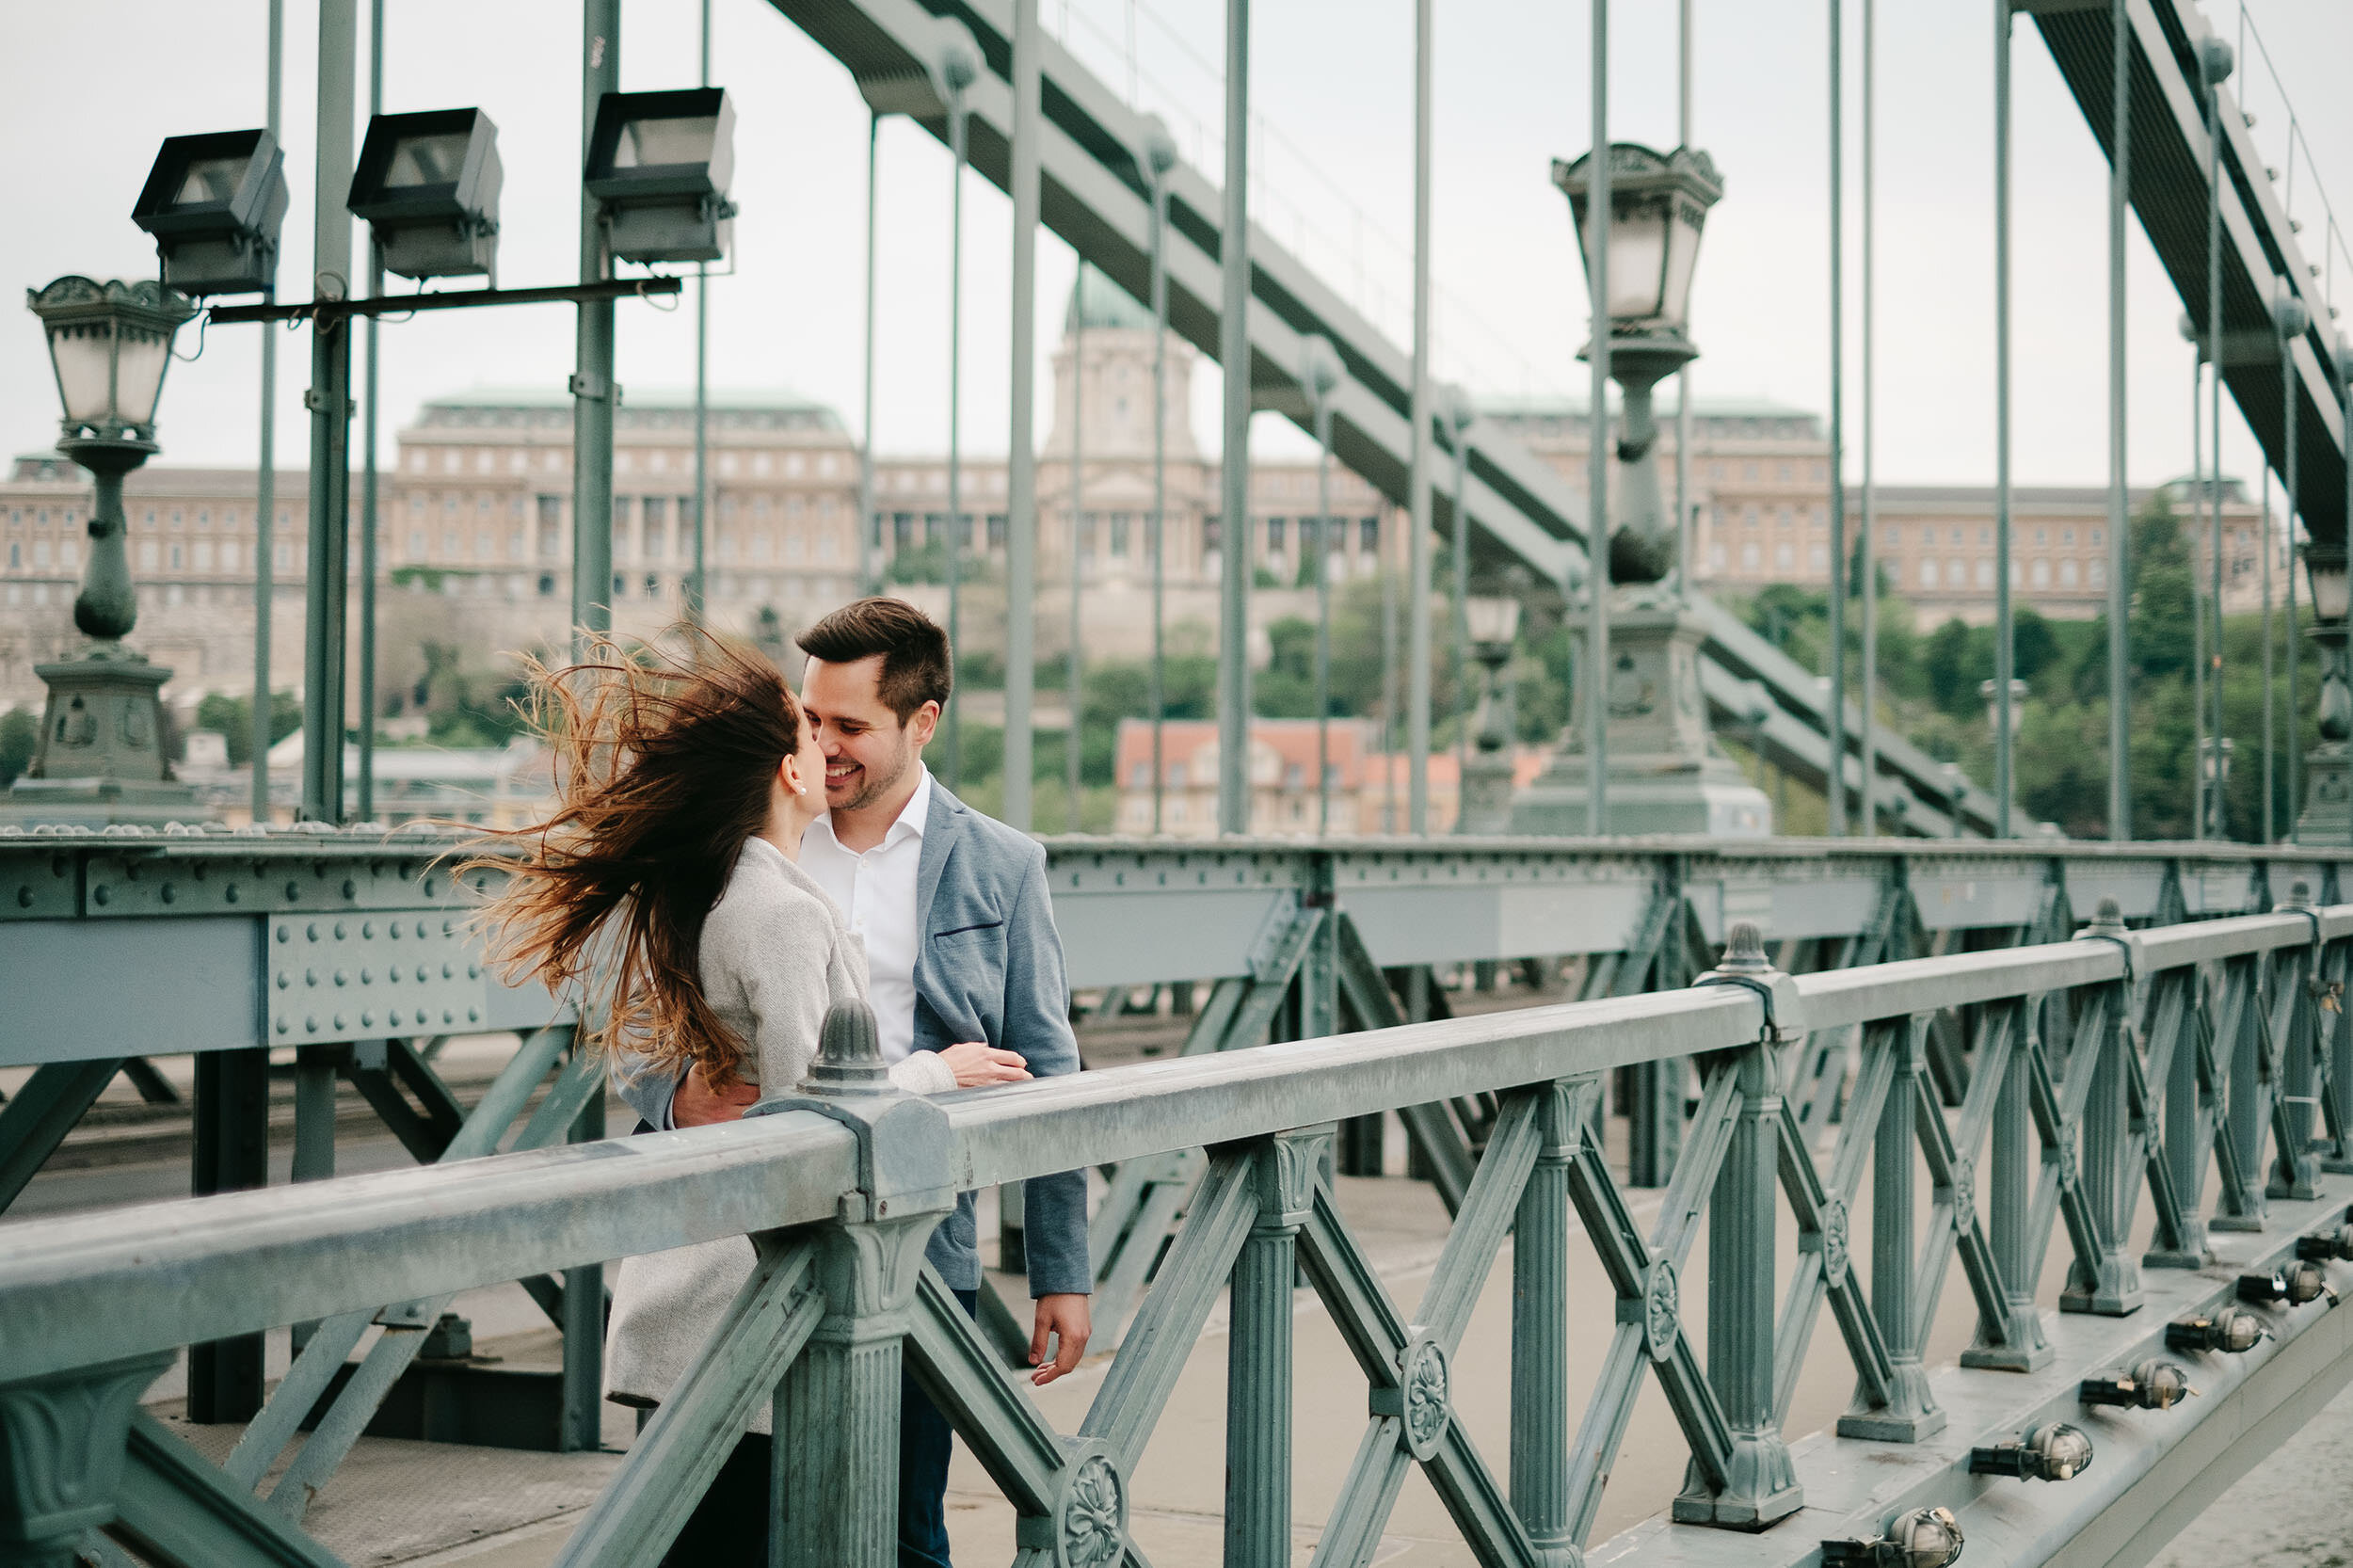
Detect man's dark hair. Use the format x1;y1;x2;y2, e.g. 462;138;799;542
795;597;952;723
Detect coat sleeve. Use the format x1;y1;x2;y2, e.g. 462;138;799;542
613;1048;683;1132
1000;843;1094;1298
728;892;841;1096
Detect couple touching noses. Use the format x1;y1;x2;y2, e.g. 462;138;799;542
476;597;1088;1568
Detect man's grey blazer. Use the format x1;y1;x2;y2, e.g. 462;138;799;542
616;783;1091;1299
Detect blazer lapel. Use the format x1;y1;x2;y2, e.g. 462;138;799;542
916;779;966;929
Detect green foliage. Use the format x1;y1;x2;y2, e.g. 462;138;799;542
193;690;302;767
0;707;37;787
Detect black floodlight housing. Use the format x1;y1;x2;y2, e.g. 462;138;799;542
2078;1359;2195;1411
2238;1261;2336;1306
348;107;503;280
131;128;288;296
2296;1224;2353;1264
1819;1506;1964;1568
585;88;737;264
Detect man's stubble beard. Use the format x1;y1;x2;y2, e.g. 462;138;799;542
834;733;914;814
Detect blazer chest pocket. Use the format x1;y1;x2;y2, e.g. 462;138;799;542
930;920;1008;1005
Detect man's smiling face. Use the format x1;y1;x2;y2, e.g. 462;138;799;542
800;653;936;813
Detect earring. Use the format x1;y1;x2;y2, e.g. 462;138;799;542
795;783;809;795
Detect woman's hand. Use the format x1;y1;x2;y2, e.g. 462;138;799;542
936;1041;1031;1087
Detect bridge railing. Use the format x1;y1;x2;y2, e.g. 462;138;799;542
3;895;2350;1566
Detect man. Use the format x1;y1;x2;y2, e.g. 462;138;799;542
618;597;1091;1568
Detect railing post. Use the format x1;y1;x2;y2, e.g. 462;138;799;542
1678;926;1801;1527
1511;1080;1580;1566
2149;962;2215;1267
2325;935;2353;1176
2269;888;2324;1200
2063;904;2143;1313
0;1352;174;1568
1839;1015;1944;1438
2213;953;2269;1232
1225;1127;1324;1566
1963;998;2051;1368
760;1002;957;1567
558;1045;606;1453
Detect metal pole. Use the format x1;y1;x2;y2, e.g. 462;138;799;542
1675;0;1693;608
2205;50;2227;839
2190;348;2208;840
1993;0;2014;838
356;0;383;824
1004;0;1042;831
2287;467;2300;842
858;112;881;598
1068;270;1085;831
2262;462;2274;841
1581;0;1610;838
1405;0;1434;835
687;0;710;625
947;96;968;791
1149;159;1169;834
300;0;357;824
2106;0;2131;840
1382;536;1399;830
1217;0;1252;834
570;0;620;654
1827;0;1848;837
1316;407;1334;833
1450;405;1471;785
1858;0;1876;837
250;0;281;824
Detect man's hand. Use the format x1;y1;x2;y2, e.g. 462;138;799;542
1028;1293;1092;1385
938;1041;1032;1087
671;1062;759;1128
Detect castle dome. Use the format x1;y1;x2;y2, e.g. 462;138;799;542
1064;264;1156;333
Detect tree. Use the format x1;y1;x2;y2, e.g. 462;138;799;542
193;691;302;767
0;708;37;787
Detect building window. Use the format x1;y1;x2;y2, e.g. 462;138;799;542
1774;542;1794;569
1882;526;1899;548
2089;560;2106;588
1740;542;1760;569
2058;559;2078;588
1976;559;1993;588
1267;517;1287;550
2030;558;2050;587
1948;557;1965;585
1360;517;1379;552
1111;513;1131;555
1919;558;1939;587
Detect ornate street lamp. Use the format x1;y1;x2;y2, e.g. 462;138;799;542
2296;540;2351;842
1517;143;1767;837
1455;594;1521;834
1549;143;1721;584
6;277;202;826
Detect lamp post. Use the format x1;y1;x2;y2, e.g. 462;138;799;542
2295;542;2351;843
938;20;979;790
1455;594;1520;833
1144;115;1177;836
1515;143;1769;837
5;277;202;826
1442;383;1475;784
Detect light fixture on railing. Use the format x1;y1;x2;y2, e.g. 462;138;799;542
2078;1360;2196;1411
2295;1225;2353;1264
2238;1261;2337;1307
1819;1506;1964;1568
585;88;739;264
2165;1305;2265;1354
1967;1422;2093;1481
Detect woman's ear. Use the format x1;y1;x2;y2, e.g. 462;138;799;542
779;754;810;798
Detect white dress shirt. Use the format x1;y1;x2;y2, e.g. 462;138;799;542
798;767;931;1066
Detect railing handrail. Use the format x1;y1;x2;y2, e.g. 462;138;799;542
5;901;2343;1389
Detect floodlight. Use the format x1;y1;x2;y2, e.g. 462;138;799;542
584;88;737;264
348;108;503;280
131;128;288;296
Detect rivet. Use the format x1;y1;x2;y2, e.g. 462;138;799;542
333;1014;345;1030
276;1016;289;1033
306;969;318;986
416;964;429;982
276;973;290;990
387;967;399;984
224;884;240;904
285;881;301;900
362;920;376;938
342;879;357;899
441;962;454;980
159;884;176;904
305;1015;319;1032
277;923;291;943
306;922;320;941
92;885;111;906
467;1007;480;1023
333;922;347;940
360;1011;374;1028
467;963;480;980
387;1009;402;1027
360;968;373;984
15;888;30;908
333;970;347;986
441;920;455;937
389;921;401;939
441;1009;455;1024
424;877;438;897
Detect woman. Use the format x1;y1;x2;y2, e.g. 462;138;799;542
469;627;1027;1562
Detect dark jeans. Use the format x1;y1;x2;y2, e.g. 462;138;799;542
662;1287;976;1568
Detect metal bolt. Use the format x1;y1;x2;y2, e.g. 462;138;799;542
92;885;110;906
159;884;175;904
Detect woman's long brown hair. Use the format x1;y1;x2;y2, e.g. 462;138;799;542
462;625;804;1089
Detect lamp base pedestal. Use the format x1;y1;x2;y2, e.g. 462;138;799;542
1;642;203;829
2293;743;2352;846
1511;599;1771;839
1457;747;1517;835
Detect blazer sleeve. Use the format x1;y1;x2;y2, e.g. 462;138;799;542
613;1049;684;1132
1000;843;1094;1298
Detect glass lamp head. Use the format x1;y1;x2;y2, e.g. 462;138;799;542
586;88;739;264
1550;143;1723;336
26;276;197;441
2306;542;2350;622
132;128;288;296
1465;594;1521;649
349;108;503;280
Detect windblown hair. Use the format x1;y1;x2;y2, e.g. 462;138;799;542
461;626;804;1089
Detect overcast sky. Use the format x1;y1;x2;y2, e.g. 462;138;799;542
5;1;2350;496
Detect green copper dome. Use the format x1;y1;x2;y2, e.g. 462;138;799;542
1064;264;1156;333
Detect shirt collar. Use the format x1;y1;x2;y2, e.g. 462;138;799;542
806;765;932;855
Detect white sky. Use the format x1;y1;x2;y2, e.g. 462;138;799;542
4;1;2350;497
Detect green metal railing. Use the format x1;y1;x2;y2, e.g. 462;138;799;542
2;887;2350;1565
